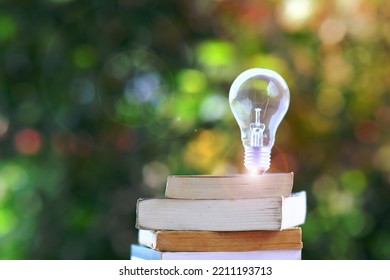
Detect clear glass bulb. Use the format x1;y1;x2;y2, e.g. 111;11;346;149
229;68;290;174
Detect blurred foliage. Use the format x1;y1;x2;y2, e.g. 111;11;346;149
1;0;390;259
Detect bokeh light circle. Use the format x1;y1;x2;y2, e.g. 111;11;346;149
97;49;172;127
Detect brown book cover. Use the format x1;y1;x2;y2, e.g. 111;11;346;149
138;228;302;252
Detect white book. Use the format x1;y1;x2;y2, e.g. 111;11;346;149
165;173;294;199
131;244;301;260
136;191;306;231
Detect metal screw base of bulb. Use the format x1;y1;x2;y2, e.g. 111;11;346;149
244;146;271;174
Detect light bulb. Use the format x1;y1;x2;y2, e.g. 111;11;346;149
229;68;290;174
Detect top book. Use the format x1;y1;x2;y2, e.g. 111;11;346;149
165;172;294;199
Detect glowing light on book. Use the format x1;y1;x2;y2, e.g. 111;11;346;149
229;68;290;174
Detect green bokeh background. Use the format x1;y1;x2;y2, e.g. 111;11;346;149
1;0;390;259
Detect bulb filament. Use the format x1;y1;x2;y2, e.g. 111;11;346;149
250;108;265;147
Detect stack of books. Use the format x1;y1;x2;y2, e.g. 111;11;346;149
131;172;306;260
